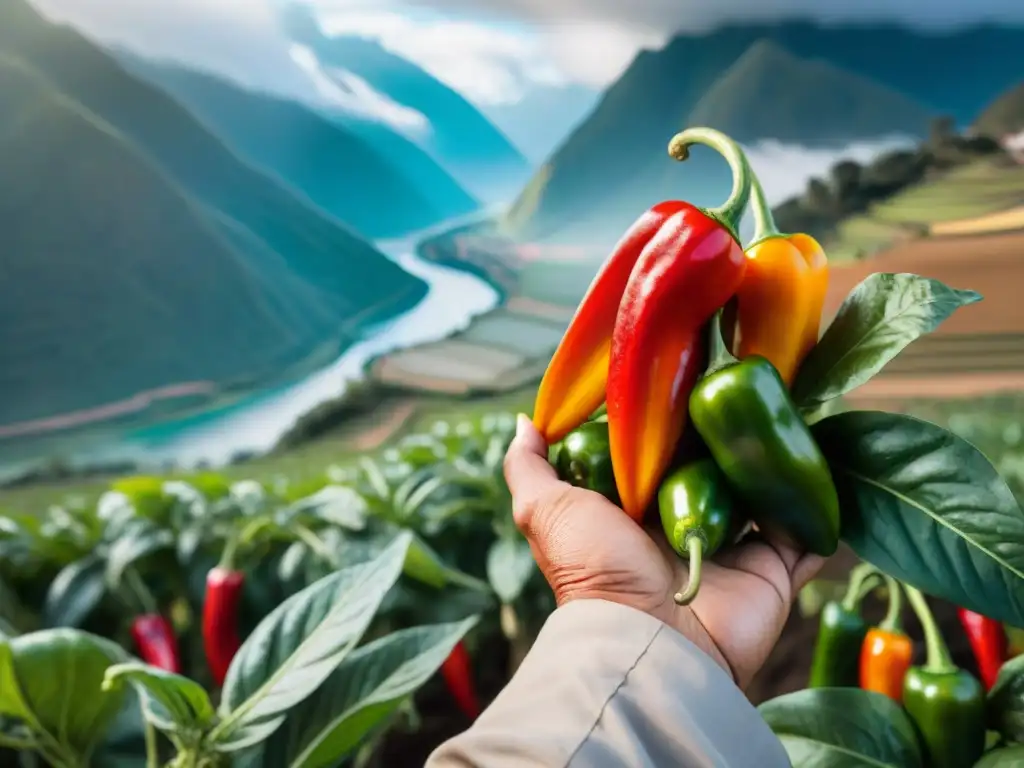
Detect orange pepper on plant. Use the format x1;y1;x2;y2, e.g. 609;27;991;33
859;574;913;703
532;127;753;521
725;170;829;386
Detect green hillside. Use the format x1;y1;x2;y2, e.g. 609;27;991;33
0;0;425;321
975;82;1024;137
119;54;479;239
0;55;343;427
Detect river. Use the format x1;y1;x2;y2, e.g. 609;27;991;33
113;225;501;468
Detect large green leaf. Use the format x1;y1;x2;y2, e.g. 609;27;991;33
7;629;129;760
104;520;174;587
43;553;107;628
793;273;980;409
487;534;536;604
0;641;31;721
988;654;1024;743
250;617;477;767
102;663;214;738
814;411;1024;625
209;532;411;751
284;486;368;531
977;746;1024;766
759;688;923;767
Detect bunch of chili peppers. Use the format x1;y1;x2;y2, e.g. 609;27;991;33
538;127;839;603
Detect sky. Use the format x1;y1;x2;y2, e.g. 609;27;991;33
29;0;1024;156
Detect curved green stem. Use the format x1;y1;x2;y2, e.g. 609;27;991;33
217;532;241;571
840;562;883;612
748;171;783;244
144;720;159;768
293;525;340;569
667;127;752;237
905;584;956;674
878;574;904;633
674;536;705;606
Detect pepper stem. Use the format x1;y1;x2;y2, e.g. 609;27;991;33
748;171;783;245
667;127;752;237
840;562;883;612
674;535;705;606
905;584;956;674
879;575;904;633
218;531;241;571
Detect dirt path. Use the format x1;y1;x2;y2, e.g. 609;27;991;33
349;400;419;451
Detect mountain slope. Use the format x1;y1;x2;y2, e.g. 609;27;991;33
974;82;1024;137
118;54;478;239
280;4;531;204
508;23;1024;245
0;54;339;427
0;0;426;323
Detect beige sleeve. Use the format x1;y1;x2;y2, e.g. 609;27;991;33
426;599;791;768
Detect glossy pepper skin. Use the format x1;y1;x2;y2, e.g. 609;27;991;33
958;607;1008;690
688;356;840;556
809;563;881;688
203;567;244;687
552;421;619;505
904;586;986;768
441;641;481;721
658;459;738;605
532;200;687;445
859;575;912;703
606;129;753;521
130;614;181;673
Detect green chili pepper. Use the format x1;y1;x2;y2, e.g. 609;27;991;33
658;459;739;605
688;355;840;556
903;585;986;768
552;421;619;504
808;563;882;688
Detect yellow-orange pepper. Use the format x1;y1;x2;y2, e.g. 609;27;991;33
728;174;829;386
859;576;913;703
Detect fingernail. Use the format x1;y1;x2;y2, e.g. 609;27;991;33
515;413;530;437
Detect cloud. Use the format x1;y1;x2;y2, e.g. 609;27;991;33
288;44;431;131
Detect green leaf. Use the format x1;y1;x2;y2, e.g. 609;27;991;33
405;533;490;593
988;654;1024;743
977;746;1024;766
814;410;1024;625
251;617;478;768
759;688;923;767
486;534;536;604
793;273;981;408
285;486;368;531
209;532;411;752
44;553;107;628
102;663;214;737
105;520;174;587
8;629;129;759
0;640;31;721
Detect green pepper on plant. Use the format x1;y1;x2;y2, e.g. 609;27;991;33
658;459;740;605
688;355;840;557
808;562;882;688
903;584;987;768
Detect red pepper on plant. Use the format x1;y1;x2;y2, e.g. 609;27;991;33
859;574;912;703
958;606;1008;690
203;534;245;687
440;640;481;721
131;614;182;673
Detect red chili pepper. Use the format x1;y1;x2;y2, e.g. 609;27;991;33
441;641;481;721
532;200;688;445
130;614;181;673
958;607;1008;690
203;566;244;687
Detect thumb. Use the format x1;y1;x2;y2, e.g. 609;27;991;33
503;414;564;531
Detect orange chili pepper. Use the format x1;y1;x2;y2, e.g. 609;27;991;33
728;173;829;386
859;575;913;703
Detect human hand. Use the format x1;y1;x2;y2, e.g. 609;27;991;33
504;414;825;689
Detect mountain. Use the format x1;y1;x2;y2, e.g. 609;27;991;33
507;22;1024;245
0;0;425;322
118;54;478;240
974;82;1024;138
0;53;336;427
279;4;531;205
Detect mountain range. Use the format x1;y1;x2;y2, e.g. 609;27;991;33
278;3;531;206
506;21;1024;246
0;0;427;428
118;53;479;240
